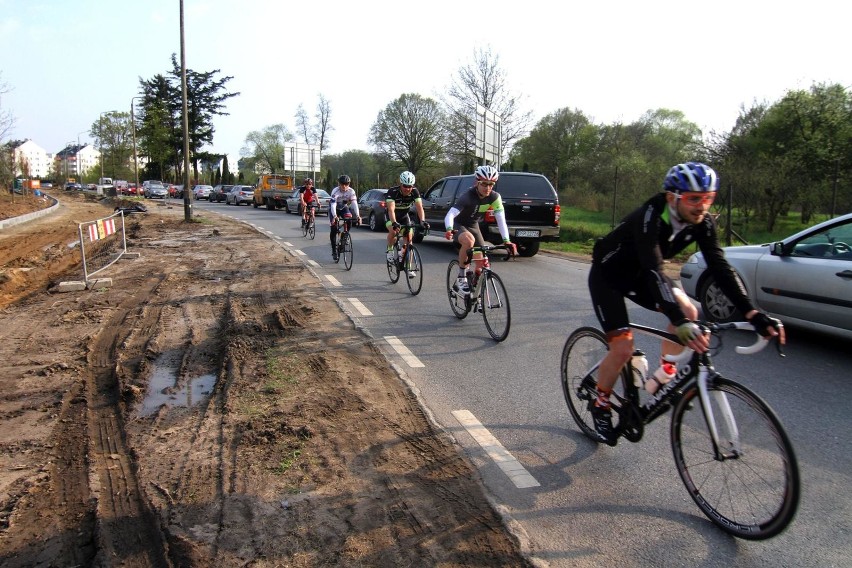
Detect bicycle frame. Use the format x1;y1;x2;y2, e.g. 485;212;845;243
617;321;770;458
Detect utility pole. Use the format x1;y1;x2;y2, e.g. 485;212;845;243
130;96;142;194
179;0;192;221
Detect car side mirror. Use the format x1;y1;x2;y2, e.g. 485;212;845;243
771;242;787;256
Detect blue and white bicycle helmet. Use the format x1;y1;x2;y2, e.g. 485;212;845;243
663;162;718;193
399;171;416;186
474;165;499;182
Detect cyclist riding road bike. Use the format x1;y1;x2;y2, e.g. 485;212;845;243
385;170;429;262
587;161;784;446
329;174;361;261
443;165;517;294
299;178;317;227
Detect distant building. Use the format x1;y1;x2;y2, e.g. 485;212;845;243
11;139;52;179
54;143;100;180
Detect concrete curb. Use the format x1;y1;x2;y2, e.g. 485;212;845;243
0;193;60;230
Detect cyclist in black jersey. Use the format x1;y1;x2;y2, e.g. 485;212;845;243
385;171;429;262
588;162;784;446
443;165;517;293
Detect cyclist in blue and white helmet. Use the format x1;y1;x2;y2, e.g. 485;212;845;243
584;160;784;446
399;170;416;186
474;164;500;183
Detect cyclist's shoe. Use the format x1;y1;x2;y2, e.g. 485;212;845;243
386;250;395;263
453;276;470;294
590;404;618;447
406;269;417;279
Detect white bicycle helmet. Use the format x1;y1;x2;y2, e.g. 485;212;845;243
399;171;416;186
474;165;499;182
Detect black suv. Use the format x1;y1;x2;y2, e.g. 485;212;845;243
415;172;560;257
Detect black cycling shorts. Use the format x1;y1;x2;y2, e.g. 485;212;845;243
588;264;658;333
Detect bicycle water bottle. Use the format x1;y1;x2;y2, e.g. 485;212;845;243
645;362;677;394
631;350;648;388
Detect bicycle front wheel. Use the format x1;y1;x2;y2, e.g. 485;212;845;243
302;218;309;237
446;260;471;318
671;377;800;540
405;245;423;296
480;270;510;341
341;232;353;270
307;218;315;240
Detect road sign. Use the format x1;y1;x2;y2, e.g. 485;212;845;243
475;104;502;167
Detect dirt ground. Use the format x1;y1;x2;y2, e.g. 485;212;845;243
0;192;536;567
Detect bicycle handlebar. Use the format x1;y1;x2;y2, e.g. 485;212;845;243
660;321;783;363
465;243;515;262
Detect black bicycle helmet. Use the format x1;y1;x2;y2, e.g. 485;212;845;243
338;174;351;185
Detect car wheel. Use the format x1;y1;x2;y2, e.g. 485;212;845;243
699;275;742;322
516;240;540;257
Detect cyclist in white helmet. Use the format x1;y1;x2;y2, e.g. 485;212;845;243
443;165;517;294
385;170;429;263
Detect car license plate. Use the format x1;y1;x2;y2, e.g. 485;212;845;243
515;229;540;237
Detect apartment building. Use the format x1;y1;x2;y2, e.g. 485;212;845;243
11;139;52;179
54;143;100;180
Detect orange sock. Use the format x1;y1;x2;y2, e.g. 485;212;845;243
595;387;612;409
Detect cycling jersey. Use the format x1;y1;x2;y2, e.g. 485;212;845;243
298;186;316;204
444;186;510;242
386;185;422;213
591;192;753;330
329;186;359;221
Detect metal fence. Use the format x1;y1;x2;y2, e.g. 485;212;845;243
78;210;127;282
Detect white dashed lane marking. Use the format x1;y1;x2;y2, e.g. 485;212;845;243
325;275;342;287
452;409;540;489
383;336;424;368
348;298;372;316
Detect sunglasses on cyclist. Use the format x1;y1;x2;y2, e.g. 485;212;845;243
679;192;716;205
401;184;413;189
478;181;495;187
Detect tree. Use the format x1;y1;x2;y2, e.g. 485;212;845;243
442;47;532;169
241;124;294;174
294;94;333;152
368;93;445;177
90;111;134;181
322;150;378;191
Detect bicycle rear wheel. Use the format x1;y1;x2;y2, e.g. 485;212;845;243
480;270;510;341
561;327;630;442
671;377;800;540
341;232;353;270
405;245;423;295
446;260;471;318
387;242;401;283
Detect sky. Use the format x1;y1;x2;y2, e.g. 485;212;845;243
2;0;849;167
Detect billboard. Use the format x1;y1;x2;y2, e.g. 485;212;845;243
283;143;321;176
475;104;502;167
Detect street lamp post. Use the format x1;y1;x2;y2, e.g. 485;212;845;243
77;130;88;182
130;96;142;194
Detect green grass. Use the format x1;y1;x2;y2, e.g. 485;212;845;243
542;205;835;257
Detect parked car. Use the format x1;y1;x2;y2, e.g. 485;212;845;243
144;182;168;199
193;185;214;200
126;182;139;195
358;189;390;231
169;184;183;198
209;184;233;203
679;212;852;340
226;185;255;206
65;182;82;191
285;188;332;215
417;172;561;257
142;180;163;194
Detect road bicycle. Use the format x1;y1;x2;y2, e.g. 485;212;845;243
332;212;355;270
446;244;513;342
301;202;316;240
387;223;428;295
561;321;799;540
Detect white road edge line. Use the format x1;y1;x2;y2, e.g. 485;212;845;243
348;298;373;316
451;409;540;489
383;335;425;368
325;275;342;287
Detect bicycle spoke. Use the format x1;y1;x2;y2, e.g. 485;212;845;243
405;245;423;295
561;327;612;442
446;260;470;319
342;232;353;270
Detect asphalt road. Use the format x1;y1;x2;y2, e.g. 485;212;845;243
196;199;852;568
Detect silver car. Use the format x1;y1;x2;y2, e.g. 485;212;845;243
226;185;255;206
145;182;168;199
679;212;852;340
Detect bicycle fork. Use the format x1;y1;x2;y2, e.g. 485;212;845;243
696;369;742;460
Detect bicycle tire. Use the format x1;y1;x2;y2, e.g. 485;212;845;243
404;245;423;295
480;270;510;341
341;232;353;270
302;218;309;237
670;377;800;540
561;327;630;442
446;260;471;318
387;241;401;283
307;218;315;240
